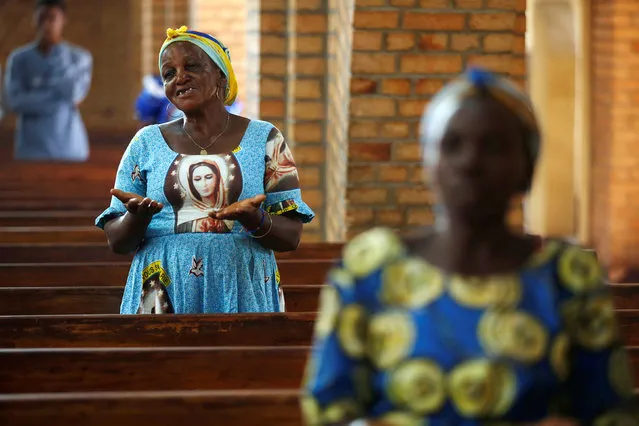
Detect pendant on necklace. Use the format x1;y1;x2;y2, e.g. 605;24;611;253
200;149;207;155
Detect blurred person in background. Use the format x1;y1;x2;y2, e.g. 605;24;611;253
3;0;92;161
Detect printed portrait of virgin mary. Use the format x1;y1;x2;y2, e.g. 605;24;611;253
164;154;242;234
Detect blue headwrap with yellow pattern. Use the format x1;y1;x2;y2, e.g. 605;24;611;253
159;26;238;106
420;67;540;184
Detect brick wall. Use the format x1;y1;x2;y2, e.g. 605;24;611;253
590;0;639;271
347;0;527;238
256;0;332;242
0;0;142;133
142;0;191;76
191;0;249;109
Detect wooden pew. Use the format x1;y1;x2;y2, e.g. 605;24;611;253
0;282;635;319
0;199;112;211
0;226;105;243
610;284;639;309
0;260;332;286
0;285;321;315
3;309;639;349
5;344;639;395
0;313;315;348
0;389;302;425
0;211;99;227
0;346;309;393
0;242;343;263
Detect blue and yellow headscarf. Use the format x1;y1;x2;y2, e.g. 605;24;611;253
159;26;238;106
420;67;540;186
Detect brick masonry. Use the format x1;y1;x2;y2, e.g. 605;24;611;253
590;0;639;271
347;0;527;238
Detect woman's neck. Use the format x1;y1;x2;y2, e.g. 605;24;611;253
183;102;229;138
36;37;61;54
431;214;519;273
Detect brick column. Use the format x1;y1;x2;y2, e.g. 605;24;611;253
325;0;356;242
142;0;192;76
590;0;639;275
347;0;527;238
257;0;351;242
191;0;249;109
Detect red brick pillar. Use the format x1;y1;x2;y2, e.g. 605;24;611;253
590;0;639;276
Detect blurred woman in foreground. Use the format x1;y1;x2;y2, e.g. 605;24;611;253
301;68;637;425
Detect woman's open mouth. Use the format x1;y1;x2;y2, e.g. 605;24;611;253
176;87;196;97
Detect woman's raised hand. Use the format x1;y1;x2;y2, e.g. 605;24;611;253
111;189;163;219
209;194;266;229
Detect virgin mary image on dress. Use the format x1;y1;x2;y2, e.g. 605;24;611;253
163;154;243;233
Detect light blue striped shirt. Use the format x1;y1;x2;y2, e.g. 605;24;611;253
3;42;92;161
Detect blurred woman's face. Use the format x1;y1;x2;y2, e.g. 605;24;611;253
192;165;216;198
434;96;528;221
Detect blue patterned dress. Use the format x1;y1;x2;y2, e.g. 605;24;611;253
95;120;314;314
302;228;637;425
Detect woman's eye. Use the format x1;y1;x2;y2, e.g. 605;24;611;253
441;135;462;154
194;177;201;181
163;71;175;80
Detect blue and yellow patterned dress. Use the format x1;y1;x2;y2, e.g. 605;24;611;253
302;228;636;425
95;120;314;314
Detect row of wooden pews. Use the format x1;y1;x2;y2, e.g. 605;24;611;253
0;141;328;424
1;140;639;424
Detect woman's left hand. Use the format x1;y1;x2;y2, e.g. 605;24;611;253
209;194;266;229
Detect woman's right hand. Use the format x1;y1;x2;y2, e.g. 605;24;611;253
111;189;163;219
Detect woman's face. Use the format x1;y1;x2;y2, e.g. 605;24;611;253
160;42;225;112
434;96;528;220
192;165;216;198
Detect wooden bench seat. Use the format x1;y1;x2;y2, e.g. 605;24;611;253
1;282;636;317
0;260;332;286
0;242;342;263
0;285;321;315
0;211;99;227
6;345;639;395
0;313;315;348
0;389;301;425
0;226;106;243
0;346;309;393
0;199;112;211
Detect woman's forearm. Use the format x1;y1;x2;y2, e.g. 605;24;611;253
104;213;152;254
251;213;302;252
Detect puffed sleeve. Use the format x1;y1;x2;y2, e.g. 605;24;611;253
555;244;639;424
263;127;314;223
94;129;149;229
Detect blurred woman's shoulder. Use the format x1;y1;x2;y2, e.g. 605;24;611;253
340;227;406;279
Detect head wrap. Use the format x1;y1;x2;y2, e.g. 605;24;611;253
420;67;541;231
420;67;540;180
159;26;238;106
